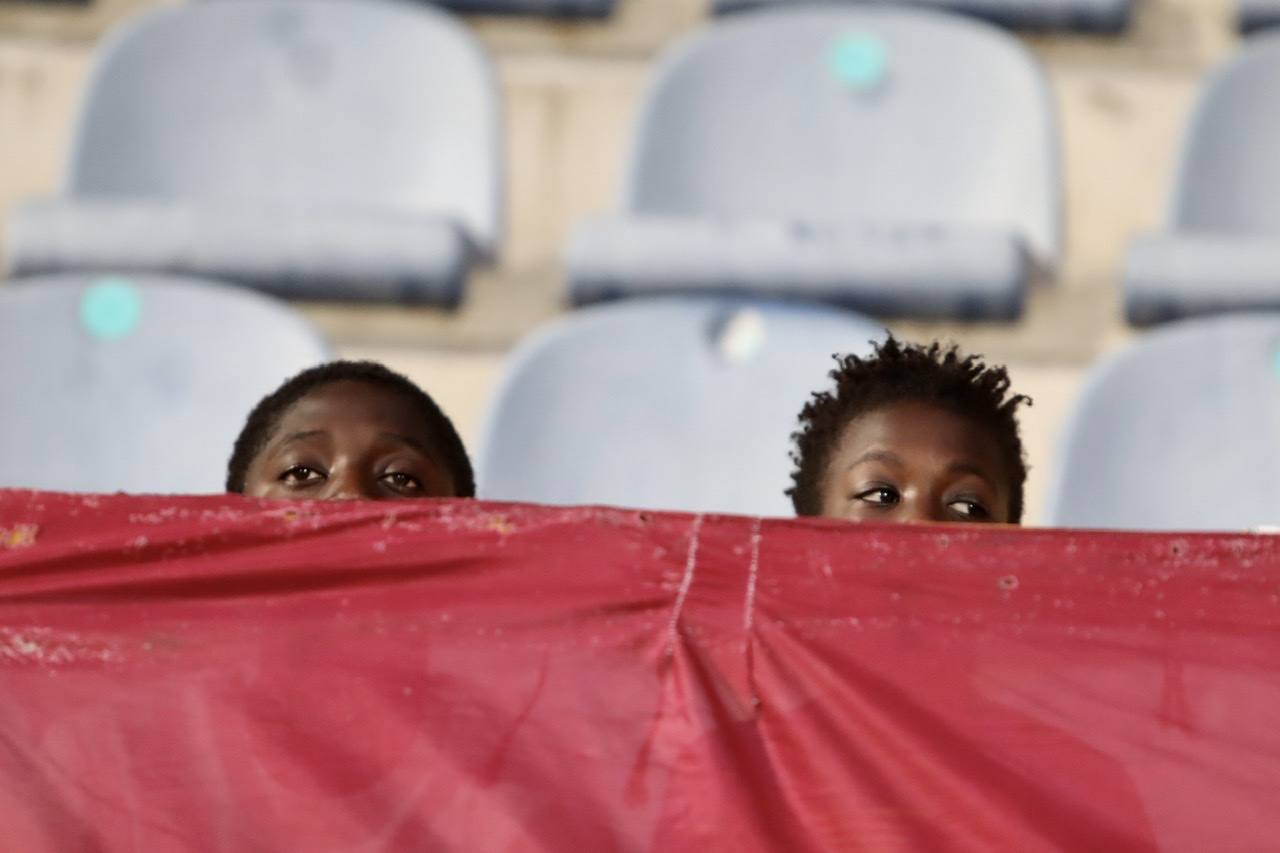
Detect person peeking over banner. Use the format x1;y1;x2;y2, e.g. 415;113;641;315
225;360;475;502
788;336;1031;525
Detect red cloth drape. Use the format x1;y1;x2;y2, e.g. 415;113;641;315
1;489;1277;851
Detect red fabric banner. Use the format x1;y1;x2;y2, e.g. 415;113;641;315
1;489;1278;851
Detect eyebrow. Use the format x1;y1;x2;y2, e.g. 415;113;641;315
846;450;903;470
275;430;326;451
268;429;435;459
377;432;434;456
847;452;997;484
947;461;995;482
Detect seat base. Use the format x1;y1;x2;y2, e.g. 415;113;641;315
567;215;1029;321
1124;232;1280;325
7;199;472;307
432;0;617;15
714;0;1131;33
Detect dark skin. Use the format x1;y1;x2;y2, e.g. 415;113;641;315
242;381;457;501
819;400;1013;525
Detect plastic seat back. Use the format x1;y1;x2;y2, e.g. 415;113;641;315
0;275;331;493
621;6;1058;268
478;298;884;516
713;0;1131;34
1047;314;1280;530
68;0;500;252
1163;34;1280;237
425;0;616;15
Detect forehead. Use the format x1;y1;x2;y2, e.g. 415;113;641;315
273;380;427;439
834;400;1008;476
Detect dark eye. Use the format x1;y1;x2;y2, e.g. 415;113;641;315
856;486;899;507
280;465;325;485
948;499;991;521
380;471;424;493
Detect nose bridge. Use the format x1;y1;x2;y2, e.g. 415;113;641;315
326;464;376;501
900;489;946;525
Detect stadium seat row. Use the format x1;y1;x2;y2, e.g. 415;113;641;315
227;0;1134;31
226;0;1280;36
9;0;1280;325
478;297;1280;530
1;274;1275;531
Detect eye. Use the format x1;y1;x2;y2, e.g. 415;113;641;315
947;499;991;521
855;486;899;507
279;465;325;485
380;471;424;493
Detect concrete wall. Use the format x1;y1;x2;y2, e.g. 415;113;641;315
0;0;1245;520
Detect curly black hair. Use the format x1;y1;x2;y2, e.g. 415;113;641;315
788;336;1031;521
226;360;475;497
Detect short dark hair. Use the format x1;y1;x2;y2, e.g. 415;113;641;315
788;335;1031;521
226;360;475;497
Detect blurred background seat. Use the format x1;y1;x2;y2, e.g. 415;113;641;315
1239;0;1280;33
0;274;330;493
5;0;500;306
477;297;883;515
1046;313;1280;530
419;0;617;16
713;0;1131;33
1124;34;1280;325
566;7;1059;321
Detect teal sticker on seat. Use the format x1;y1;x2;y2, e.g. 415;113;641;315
80;278;142;340
828;34;888;91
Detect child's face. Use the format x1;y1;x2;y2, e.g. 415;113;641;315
242;380;457;501
819;400;1012;524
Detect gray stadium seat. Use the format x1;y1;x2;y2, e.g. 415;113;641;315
1046;314;1280;530
5;0;500;306
477;297;884;515
1239;0;1280;33
424;0;616;15
714;0;1130;33
565;7;1059;321
202;0;617;20
1124;34;1280;325
0;274;331;494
